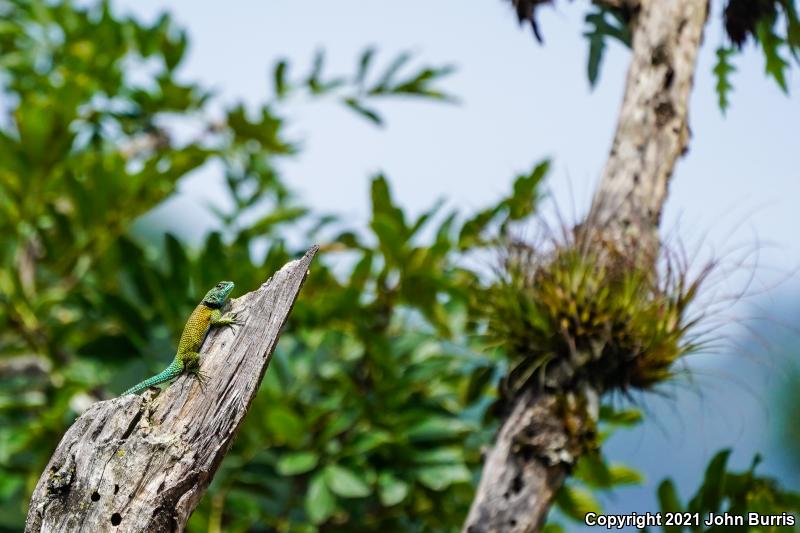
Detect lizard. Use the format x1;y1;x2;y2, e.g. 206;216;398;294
122;280;238;395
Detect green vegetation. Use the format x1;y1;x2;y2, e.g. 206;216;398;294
481;240;711;396
0;1;798;532
582;0;800;111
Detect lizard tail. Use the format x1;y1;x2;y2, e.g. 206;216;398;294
123;359;184;395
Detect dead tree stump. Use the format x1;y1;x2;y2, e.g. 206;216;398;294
25;246;318;532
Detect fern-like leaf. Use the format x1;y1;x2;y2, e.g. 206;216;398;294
757;18;790;93
583;7;631;88
713;46;737;113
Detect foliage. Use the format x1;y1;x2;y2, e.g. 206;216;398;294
0;3;209;526
655;450;800;532
0;1;797;532
95;178;493;531
271;47;455;127
714;0;800;108
478;239;711;397
574;1;800;109
0;1;464;530
713;47;737;113
584;6;632;88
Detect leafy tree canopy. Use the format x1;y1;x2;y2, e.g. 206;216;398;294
0;1;797;532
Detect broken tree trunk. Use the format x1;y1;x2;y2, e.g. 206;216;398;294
25;246;318;533
463;1;708;531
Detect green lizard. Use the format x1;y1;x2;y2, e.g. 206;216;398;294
122;281;238;395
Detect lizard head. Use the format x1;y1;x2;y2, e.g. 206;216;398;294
202;281;235;308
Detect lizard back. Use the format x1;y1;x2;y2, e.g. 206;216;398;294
177;304;215;354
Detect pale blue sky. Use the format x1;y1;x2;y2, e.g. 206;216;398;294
118;0;800;523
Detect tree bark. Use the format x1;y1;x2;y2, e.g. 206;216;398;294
25;246;318;533
587;0;709;255
463;1;708;531
464;387;596;533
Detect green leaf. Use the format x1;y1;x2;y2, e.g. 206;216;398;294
276;452;319;475
406;416;471;441
415;463;471;491
226;104;287;149
163;30;187;71
392;66;457;100
458;206;502;249
713;46;736;114
586;23;607;87
370;174;405;228
345;429;391;455
307;49;325;93
784;0;800;61
409;198;444;239
574;453;613;487
556;485;602;521
463;364;495;403
0;473;23;500
274;59;288;98
608;464;644;486
689;448;731;514
573;453;642;488
657;479;684;533
757;19;790;93
378;472;409;506
583;8;631;87
306;472;336;524
599;405;643;427
355;47;376;86
413;446;464;465
343;98;383;126
374;51;412;90
323;464;371;498
263;406;305;447
370;174;408;258
506;160;548;220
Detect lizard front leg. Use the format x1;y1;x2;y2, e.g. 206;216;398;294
210;308;239;328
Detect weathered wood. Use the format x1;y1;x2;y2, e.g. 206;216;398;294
25;246;318;533
587;0;709;256
464;1;708;531
464;388;593;533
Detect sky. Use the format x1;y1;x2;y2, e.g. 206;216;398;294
117;0;800;524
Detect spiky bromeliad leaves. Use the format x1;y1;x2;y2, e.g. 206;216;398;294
480;239;711;401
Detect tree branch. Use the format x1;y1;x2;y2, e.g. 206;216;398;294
464;1;709;531
25;246;318;533
587;0;709;255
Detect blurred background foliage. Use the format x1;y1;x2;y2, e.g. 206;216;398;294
0;1;798;532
